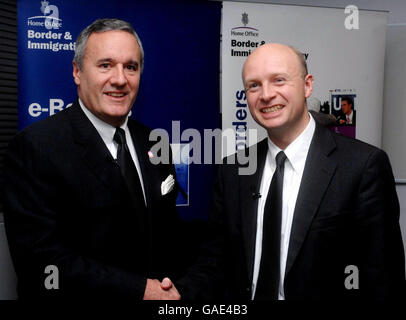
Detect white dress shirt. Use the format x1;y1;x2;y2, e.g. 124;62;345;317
252;114;316;300
78;99;147;205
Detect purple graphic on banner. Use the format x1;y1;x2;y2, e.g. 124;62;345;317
329;125;356;138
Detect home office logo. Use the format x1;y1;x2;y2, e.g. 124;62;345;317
230;12;264;57
231;12;259;37
27;0;62;30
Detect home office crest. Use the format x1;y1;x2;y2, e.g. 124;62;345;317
231;12;259;37
27;0;62;30
242;12;249;26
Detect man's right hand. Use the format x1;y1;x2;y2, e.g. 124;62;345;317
143;278;181;300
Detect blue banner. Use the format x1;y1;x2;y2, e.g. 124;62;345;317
18;0;221;220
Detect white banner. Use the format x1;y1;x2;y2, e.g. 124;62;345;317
383;25;406;180
221;2;387;156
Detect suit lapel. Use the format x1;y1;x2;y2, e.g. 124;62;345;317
240;139;268;284
285;124;338;277
67;101;124;194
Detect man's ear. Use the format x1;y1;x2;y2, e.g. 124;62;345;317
72;61;81;86
304;74;314;99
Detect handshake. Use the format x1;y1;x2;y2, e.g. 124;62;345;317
143;277;180;300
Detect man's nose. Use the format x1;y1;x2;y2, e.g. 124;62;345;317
260;84;276;101
110;65;127;87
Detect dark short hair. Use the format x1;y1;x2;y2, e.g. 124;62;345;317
341;96;353;107
73;18;144;72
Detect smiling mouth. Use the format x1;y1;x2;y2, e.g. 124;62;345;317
105;92;127;97
261;105;284;113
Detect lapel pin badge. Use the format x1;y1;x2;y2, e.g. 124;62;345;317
148;150;154;158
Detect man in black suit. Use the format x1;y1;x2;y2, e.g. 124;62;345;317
338;96;356;125
3;19;181;300
178;43;405;300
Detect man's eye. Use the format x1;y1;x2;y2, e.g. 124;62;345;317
249;83;258;89
100;63;110;69
126;65;138;71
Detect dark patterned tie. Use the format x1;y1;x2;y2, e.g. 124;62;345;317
255;151;287;300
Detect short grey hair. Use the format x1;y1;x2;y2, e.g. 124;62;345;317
73;18;144;72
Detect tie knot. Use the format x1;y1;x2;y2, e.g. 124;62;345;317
275;151;287;168
114;127;126;145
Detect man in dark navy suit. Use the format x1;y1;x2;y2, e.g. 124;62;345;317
3;19;181;300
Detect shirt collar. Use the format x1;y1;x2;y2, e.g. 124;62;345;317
78;98;129;143
267;112;316;173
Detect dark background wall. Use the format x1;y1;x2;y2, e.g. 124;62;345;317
0;0;17;299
